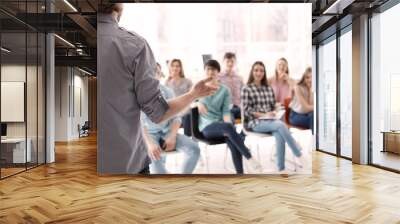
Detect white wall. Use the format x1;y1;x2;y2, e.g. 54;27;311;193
55;67;89;141
120;4;311;82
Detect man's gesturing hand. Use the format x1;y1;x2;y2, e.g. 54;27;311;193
190;77;219;99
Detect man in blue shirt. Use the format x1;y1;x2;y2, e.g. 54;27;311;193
141;66;200;174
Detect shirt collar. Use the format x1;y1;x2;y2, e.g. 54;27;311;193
98;13;118;24
250;83;265;89
220;70;237;77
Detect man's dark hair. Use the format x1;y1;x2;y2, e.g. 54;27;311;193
223;52;236;60
98;1;119;14
204;59;221;72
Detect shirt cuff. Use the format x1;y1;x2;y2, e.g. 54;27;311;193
142;93;169;123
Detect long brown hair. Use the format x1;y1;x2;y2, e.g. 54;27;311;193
168;59;185;80
298;67;312;87
247;61;269;87
275;57;289;80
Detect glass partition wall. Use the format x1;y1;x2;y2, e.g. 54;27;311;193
316;26;353;159
370;2;400;172
339;27;352;159
317;35;337;155
0;1;46;179
316;0;400;172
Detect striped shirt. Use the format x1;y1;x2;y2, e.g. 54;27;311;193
241;83;276;129
218;71;243;107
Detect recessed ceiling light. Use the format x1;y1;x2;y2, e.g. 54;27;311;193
63;0;78;12
54;34;75;48
323;0;354;15
78;67;92;76
1;47;11;53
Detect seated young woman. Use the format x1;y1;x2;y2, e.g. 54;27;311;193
241;61;307;172
289;67;314;133
197;59;262;174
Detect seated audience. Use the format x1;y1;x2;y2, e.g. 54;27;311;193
197;59;262;174
142;64;200;174
156;62;165;81
242;61;306;172
268;57;296;104
289;67;314;133
165;59;193;136
218;52;244;120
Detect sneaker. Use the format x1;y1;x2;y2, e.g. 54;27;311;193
276;169;290;176
247;157;263;173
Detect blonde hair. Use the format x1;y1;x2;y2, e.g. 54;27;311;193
298;67;312;87
275;57;290;81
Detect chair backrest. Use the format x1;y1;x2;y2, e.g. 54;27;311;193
190;107;206;141
240;101;252;135
190;106;226;145
82;121;90;129
283;97;292;124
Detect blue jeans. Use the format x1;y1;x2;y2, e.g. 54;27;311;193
289;110;314;134
252;120;302;171
148;132;200;174
202;122;251;174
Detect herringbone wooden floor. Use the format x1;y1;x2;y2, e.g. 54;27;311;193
1;134;400;224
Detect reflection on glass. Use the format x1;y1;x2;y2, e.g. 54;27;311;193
38;33;46;165
340;29;352;158
317;37;337;154
1;31;28;177
27;31;38;169
0;1;46;178
371;3;400;171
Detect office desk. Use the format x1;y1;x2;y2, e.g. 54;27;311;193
381;131;400;155
1;138;31;165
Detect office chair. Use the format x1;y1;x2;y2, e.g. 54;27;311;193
78;121;90;138
190;106;227;173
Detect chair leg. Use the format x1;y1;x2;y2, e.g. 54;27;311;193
256;141;261;162
205;145;210;173
269;142;275;162
175;153;179;173
198;153;205;167
223;145;236;173
223;145;228;171
293;139;304;172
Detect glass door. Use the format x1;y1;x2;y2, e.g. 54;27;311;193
317;35;337;155
370;3;400;171
339;27;352;158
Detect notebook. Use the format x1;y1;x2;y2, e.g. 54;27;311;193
259;110;285;120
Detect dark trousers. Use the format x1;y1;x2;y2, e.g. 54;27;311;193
289;110;314;134
182;113;192;137
202;122;252;174
139;165;150;174
230;105;241;120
